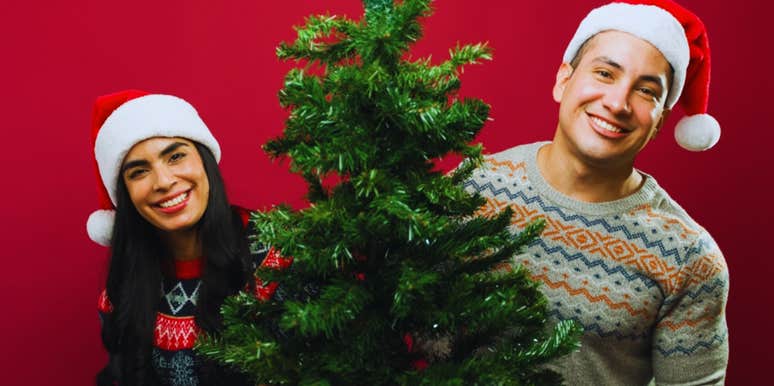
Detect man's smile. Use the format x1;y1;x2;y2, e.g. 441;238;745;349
587;112;631;138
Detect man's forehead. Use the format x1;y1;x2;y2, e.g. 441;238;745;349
581;31;672;74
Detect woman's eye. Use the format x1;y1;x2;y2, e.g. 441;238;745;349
170;152;186;162
128;169;147;179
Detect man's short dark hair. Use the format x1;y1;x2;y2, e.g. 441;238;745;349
569;36;596;70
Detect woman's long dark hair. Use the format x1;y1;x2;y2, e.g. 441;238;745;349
96;142;252;386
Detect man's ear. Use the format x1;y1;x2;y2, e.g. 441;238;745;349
552;63;574;103
651;108;671;139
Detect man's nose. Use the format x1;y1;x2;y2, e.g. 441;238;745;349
602;84;632;115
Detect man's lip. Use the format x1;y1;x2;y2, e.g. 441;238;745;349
586;112;630;132
586;114;629;139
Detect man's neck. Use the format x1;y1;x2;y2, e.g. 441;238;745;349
537;142;644;203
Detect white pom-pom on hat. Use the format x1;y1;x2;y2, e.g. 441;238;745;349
674;114;720;151
87;209;115;247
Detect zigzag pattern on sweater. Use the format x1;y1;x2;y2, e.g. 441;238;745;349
530;272;650;317
663;279;727;305
465;179;695;265
527;238;726;303
547;307;724;353
470;186;726;295
154;313;201;351
655;333;728;356
527;239;659;288
475;189;681;290
657;311;722;331
547;310;650;340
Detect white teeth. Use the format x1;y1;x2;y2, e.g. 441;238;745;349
591;116;623;133
159;192;188;208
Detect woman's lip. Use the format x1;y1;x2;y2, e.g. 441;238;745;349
155;191;191;214
587;114;629;139
155;190;188;206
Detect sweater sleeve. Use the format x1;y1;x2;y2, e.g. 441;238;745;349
242;207;294;302
652;232;729;385
252;245;293;301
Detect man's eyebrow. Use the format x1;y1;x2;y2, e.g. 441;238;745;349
592;56;623;70
639;74;665;90
592;56;665;89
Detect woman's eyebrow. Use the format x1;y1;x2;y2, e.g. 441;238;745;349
121;142;190;173
121;159;149;173
159;142;189;157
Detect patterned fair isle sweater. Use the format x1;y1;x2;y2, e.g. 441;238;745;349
98;245;291;386
463;142;729;386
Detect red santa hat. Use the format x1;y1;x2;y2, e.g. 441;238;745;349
86;90;221;246
563;0;719;151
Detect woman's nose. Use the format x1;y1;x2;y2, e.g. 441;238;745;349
153;166;177;191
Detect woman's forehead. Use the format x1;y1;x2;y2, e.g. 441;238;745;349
123;136;195;161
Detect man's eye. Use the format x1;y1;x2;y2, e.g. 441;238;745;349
638;87;661;101
596;70;612;78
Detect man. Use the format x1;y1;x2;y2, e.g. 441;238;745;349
464;1;729;384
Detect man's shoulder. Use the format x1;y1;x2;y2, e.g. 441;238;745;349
635;178;724;262
483;141;545;165
473;141;545;178
646;181;710;235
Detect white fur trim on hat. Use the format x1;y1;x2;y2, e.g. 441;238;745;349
562;3;689;109
87;209;115;247
674;114;720;151
94;94;221;206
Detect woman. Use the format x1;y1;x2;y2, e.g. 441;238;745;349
87;90;280;385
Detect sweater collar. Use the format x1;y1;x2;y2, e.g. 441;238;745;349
172;257;203;279
523;141;661;216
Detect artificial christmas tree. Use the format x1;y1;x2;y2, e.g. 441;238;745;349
197;0;580;384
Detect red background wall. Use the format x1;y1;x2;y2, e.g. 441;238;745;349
0;1;769;384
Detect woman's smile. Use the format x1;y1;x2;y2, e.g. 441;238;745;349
156;190;191;213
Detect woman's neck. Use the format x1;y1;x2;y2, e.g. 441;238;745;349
159;228;203;261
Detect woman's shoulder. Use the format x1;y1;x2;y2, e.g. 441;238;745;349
232;205;253;228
